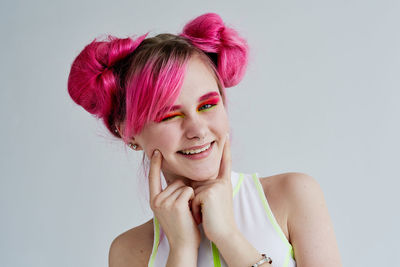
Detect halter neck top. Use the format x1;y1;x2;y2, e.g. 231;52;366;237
147;171;296;267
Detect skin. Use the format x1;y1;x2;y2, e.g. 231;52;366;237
133;55;229;184
109;56;342;266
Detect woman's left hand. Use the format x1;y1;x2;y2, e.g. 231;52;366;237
190;136;238;243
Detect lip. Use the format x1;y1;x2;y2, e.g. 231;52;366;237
177;141;215;160
180;142;212;151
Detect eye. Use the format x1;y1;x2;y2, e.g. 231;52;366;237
161;115;177;122
159;112;184;122
198;103;215;111
197;97;220;112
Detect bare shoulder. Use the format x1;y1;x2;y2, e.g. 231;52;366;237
259;172;322;209
259;172;321;216
259;171;317;192
261;172;342;266
258;172;312;241
108;218;154;267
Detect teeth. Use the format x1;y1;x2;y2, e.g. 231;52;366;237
181;143;211;155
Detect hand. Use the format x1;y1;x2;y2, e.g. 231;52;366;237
148;150;201;250
190;137;238;243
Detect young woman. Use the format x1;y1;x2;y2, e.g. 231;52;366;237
68;13;341;267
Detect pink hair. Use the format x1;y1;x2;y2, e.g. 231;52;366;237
67;13;249;144
180;13;249;88
123;50;189;142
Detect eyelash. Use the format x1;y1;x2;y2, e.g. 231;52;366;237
161;113;183;122
160;99;219;122
198;103;214;111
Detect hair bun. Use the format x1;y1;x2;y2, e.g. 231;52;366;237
180;13;249;88
67;34;147;117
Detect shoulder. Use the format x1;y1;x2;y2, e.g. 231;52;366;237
108;218;154;267
258;172;317;241
259;172;326;236
259;172;322;215
261;172;342;266
262;172;326;230
259;171;318;194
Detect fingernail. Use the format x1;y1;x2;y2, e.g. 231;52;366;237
226;133;230;140
153;150;159;157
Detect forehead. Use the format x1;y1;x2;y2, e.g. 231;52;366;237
176;55;220;102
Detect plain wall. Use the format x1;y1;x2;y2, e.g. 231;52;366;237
1;0;399;266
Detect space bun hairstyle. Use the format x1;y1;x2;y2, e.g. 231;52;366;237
67;13;249;144
180;13;249;88
67;33;148;139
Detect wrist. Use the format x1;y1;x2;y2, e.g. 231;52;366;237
212;230;270;267
166;233;200;251
167;245;198;267
168;246;199;266
211;224;240;244
169;242;199;253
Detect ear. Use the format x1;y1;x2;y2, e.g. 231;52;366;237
114;123;124;137
115;123;134;141
115;123;143;151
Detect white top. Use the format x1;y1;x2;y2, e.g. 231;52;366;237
147;171;297;267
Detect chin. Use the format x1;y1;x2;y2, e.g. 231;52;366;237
163;164;219;182
182;165;219;181
188;171;218;181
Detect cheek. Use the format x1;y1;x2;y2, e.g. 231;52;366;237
143;127;180;157
211;107;230;134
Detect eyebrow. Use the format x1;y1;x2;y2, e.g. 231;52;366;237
198;91;219;102
167;91;220;111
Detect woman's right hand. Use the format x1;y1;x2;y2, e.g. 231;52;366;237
148;150;201;250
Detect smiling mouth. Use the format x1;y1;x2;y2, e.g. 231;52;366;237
178;141;215;155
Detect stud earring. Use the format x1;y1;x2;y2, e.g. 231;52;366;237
129;143;138;150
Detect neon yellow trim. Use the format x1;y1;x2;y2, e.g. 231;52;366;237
251;173;295;261
233;173;244;197
211;241;222;267
283;246;294;267
149;173;245;267
148;217;160;267
210;173;244;266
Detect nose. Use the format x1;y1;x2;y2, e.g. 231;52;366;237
183;112;207;141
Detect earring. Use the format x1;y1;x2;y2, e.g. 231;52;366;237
129;143;138;150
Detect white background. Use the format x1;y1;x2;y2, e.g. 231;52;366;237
1;0;399;266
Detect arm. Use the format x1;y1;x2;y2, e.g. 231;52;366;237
214;230;271;267
166;245;198;267
190;138;270;267
216;172;342;267
284;173;342;266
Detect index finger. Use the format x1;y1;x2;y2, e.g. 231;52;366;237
148;150;162;200
218;135;232;180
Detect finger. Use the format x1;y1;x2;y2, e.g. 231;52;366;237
190;179;214;189
158;180;187;204
176;186;195;205
218;135;232;180
193;184;209;195
148;150;162;201
160;179;185;196
191;195;204;225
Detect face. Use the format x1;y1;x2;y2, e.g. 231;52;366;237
134;56;230;183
